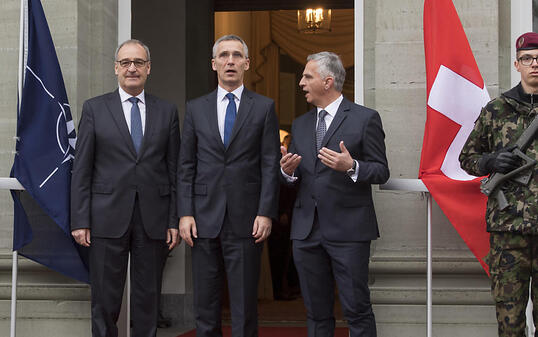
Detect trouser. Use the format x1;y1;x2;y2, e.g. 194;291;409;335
89;197;167;337
192;214;263;337
489;232;538;337
293;213;376;337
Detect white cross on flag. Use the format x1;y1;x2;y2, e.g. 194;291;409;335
420;0;490;273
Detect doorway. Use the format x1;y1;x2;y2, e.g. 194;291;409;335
214;7;355;323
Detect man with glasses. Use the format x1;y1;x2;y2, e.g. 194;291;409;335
71;39;180;337
459;32;538;337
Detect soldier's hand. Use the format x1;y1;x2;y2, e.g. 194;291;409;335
480;145;521;174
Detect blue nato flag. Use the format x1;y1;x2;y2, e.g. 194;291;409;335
11;0;89;283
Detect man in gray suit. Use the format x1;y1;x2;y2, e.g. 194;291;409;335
281;52;389;337
71;39;180;337
178;35;280;337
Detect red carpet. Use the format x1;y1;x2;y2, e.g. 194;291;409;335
177;327;349;337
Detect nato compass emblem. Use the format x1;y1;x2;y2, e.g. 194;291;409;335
23;66;77;189
39;101;76;188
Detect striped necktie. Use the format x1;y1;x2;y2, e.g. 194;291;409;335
316;109;328;152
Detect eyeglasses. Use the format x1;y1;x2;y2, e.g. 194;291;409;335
518;55;538;66
116;59;149;68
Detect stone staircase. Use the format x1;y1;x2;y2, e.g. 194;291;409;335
370;249;497;337
0;247;499;337
0;250;91;337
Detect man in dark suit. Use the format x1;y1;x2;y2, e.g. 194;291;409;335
178;34;280;337
280;52;389;337
71;39;180;337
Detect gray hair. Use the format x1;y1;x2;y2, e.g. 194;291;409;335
212;34;249;58
115;39;151;61
307;52;346;92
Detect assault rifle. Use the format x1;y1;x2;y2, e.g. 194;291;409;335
480;114;538;210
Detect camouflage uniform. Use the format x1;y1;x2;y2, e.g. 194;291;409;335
459;82;538;337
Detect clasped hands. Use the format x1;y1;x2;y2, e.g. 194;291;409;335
280;140;354;175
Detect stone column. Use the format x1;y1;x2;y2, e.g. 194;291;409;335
0;1;117;335
367;0;498;335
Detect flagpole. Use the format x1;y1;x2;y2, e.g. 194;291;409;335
427;193;432;337
12;0;26;335
10;251;18;337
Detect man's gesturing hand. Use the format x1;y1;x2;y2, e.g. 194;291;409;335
318;141;354;172
280;146;302;176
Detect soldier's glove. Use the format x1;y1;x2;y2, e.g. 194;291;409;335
479;145;520;175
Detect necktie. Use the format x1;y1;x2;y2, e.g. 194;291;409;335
223;93;237;148
316;109;328;152
128;97;143;154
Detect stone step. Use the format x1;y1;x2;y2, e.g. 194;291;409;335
0;251;90;301
370;273;493;305
0;252;91;336
374;304;496;337
370;249;488;274
0;299;91;337
0;250;498;337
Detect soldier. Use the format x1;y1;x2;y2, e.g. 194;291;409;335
459;32;538;337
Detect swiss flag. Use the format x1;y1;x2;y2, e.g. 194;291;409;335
421;0;491;273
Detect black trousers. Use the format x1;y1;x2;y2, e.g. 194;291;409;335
192;215;263;337
293;214;376;337
89;197;167;337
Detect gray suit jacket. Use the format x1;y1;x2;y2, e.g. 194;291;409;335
177;88;280;238
71;89;180;239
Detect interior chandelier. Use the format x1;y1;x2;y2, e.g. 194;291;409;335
297;8;332;34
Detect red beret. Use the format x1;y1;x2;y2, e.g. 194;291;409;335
516;32;538;51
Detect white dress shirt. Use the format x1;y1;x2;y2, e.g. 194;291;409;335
315;95;343;130
118;86;146;135
282;95;359;182
217;85;244;143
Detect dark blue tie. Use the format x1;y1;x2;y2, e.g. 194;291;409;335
128;97;143;154
223;93;237;148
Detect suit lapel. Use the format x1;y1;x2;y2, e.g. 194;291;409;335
304;108;318;164
314;98;349;170
203;90;225;150
320;99;349;150
106;90;137;157
227;88;253;150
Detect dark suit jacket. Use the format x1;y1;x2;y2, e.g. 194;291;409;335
287;97;389;242
71;89;180;240
177;88;280;238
